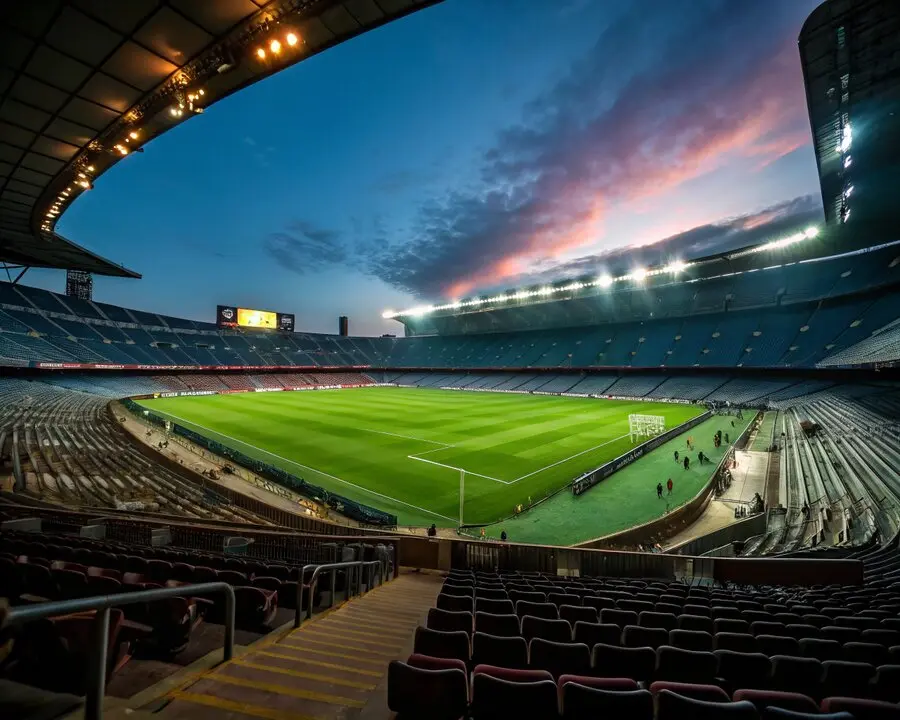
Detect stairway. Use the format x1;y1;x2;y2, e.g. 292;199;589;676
151;572;441;720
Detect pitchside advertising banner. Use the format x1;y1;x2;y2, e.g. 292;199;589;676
216;305;295;332
31;362;370;370
150;383;394;399
571;410;712;496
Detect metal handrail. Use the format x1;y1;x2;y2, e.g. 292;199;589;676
294;560;384;626
6;581;235;720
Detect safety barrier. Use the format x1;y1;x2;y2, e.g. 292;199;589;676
5;582;235;720
294;560;384;626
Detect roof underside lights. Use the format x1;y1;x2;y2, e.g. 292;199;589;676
381;224;822;320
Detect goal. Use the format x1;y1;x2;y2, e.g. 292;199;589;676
629;414;666;442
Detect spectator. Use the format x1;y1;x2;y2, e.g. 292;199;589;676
500;530;508;542
683;456;690;470
427;523;437;537
657;482;663;499
667;477;673;495
674;450;679;463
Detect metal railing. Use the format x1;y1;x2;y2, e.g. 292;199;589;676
6;582;235;720
294;560;384;626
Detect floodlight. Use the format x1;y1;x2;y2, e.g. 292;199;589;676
286;33;299;46
804;226;819;238
844;156;852;168
538;287;552;296
666;261;687;274
381;310;396;319
86;165;94;172
129;131;139;140
597;274;613;288
844;185;853;198
632;267;648;282
256;48;266;59
270;39;281;54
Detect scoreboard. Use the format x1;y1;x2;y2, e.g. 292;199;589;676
217;305;295;332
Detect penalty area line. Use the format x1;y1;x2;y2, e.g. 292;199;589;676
406;454;508;484
142;409;457;523
508;432;633;484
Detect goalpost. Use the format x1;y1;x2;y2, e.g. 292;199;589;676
629;414;666;443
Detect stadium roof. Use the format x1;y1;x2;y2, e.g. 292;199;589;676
0;0;441;278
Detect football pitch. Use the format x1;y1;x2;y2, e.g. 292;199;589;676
137;387;704;528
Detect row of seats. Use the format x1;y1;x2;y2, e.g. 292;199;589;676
388;657;900;719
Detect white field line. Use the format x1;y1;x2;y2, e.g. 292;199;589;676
407;454;507;483
147;409;457;523
508;432;632;484
406;431;634;487
364;428;453;447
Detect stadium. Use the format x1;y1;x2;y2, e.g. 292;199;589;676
0;1;899;718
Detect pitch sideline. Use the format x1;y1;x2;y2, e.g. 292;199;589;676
142;409;457;523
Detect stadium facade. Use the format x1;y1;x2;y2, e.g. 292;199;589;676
799;0;900;227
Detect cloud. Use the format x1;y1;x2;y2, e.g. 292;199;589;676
513;194;824;287
360;0;820;299
263;220;347;274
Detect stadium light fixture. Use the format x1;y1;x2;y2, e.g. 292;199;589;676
844;155;852;168
844;185;854;198
287;32;299;46
840;123;852;153
632;267;648;283
596;274;613;288
128;131;139;140
270;39;281;54
381;310;397;319
256;48;266;60
666;261;688;275
804;226;819;238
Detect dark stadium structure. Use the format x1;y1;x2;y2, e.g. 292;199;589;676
3;1;900;719
800;0;900;227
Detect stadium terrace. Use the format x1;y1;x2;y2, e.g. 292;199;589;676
2;1;900;719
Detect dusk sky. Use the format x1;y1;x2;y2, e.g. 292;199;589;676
27;0;825;336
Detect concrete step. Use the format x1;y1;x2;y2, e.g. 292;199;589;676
151;572;442;720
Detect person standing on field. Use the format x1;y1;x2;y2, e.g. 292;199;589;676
667;478;673;495
657;482;663;499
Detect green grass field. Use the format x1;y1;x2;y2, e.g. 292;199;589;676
138;387;704;527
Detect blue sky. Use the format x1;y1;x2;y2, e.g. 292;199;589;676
32;0;824;335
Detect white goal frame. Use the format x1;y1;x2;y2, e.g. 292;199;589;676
629;413;666;443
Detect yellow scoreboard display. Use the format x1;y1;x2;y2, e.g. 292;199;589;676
217;305;295;332
237;307;276;328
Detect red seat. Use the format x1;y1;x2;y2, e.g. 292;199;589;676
233;586;277;629
734;689;819;715
650;681;729;703
821;696;900;720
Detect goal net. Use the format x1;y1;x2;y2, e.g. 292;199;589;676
629;414;665;442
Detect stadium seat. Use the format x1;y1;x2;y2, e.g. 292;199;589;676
521;616;572;643
470;670;558;720
427;608;474;635
656;690;758;720
476;598;515;615
472;632;528;669
591;643;655;682
714;650;772;691
821;697;900;720
655;646;718;683
387;660;468;720
561;685;653;720
437;593;474;614
475;612;520;637
622;625;668;649
734;690;819;715
821;660;877;699
716;632;759;653
528;638;591;678
771;655;822;699
516;600;558;620
413;627;471;663
559;605;597;625
572;621;621;647
639;611;678;631
669;629;713;651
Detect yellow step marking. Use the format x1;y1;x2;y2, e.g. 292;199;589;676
298;628;404;649
337;610;422;626
170;691;319;720
282;636;397;656
201;672;365;708
255;650;383;677
276;643;386;665
227;659;376;690
303;623;410;641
